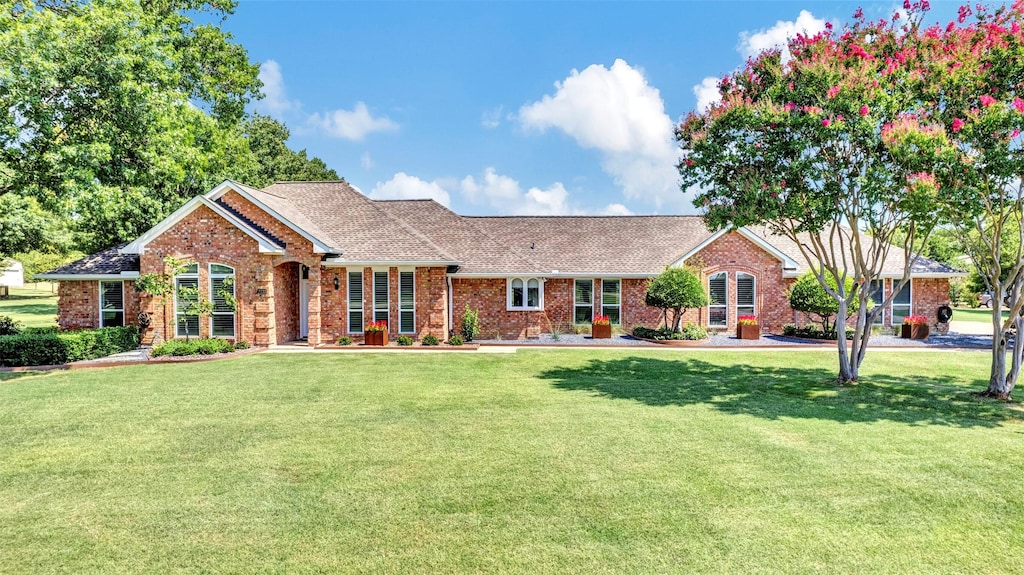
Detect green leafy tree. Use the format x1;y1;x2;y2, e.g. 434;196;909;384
242;114;341;187
0;194;72;256
678;4;958;383
644;267;708;332
135;256;191;343
788;271;866;337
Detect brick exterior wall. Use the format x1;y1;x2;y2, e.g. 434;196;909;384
452;277;575;340
56;280;140;331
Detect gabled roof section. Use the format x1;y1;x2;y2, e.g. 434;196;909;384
205;180;340;253
672;227;800;271
120;195;286;255
36;244;140;280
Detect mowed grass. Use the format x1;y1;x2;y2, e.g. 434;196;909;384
1;350;1022;574
953;306;1011;324
0;284;58;328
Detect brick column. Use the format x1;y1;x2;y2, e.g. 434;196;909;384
307;263;322;346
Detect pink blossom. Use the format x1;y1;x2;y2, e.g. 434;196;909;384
854;7;863;19
780;180;786;187
1013;129;1021;138
827;85;841;99
860;105;870;116
784;102;796;112
952;118;965;132
903;0;911;9
1014;97;1024;113
822;118;831;127
980;94;997;107
921;0;930;10
837;114;845;122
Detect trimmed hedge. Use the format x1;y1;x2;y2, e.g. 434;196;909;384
151;338;234;357
632;324;707;341
0;326;140;367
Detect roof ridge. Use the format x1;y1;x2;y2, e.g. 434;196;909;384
450;214;551;272
366;198;461;262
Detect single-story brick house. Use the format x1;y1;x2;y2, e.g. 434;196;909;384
38;180;963;346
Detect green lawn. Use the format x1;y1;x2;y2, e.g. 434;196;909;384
1;350;1022;573
0;284;58;328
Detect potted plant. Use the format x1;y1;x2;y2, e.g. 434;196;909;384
364;320;388;346
901;315;929;340
592;314;612;339
737;315;760;340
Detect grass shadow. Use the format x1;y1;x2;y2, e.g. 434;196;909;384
539;356;1019;428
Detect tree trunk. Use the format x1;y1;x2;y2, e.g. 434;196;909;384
672;309;683;332
983;302;1017;399
835;298;857;384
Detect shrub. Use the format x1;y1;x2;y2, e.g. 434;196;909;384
679;322;708;340
151;338;234;357
22;326;58;335
397;335;414;346
0;316;21;336
421;334;440;346
781;324;855;340
0;326;139;367
645;267;708;332
632;325;706;341
234;340;250;350
448;334;465;346
336;336;353;346
788;271;869;336
460;305;480;341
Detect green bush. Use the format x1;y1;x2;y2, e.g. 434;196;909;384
645;267;708;332
0;326;139;367
0;315;21;336
151;338;234;357
397;335;414;346
782;323;854;340
234;341;250;350
679;322;708;340
336;336;353;346
22;326;58;335
631;325;706;341
448;334;465;346
421;334;440;346
460;305;480;342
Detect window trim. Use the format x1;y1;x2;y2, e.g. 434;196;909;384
373;270;389;326
174;266;200;338
601;278;622;326
507;277;544;311
347;270;364;334
209;263;235;339
98;280;125;328
399;270;415;334
891;279;913;324
708;272;728;328
736;272;756;318
573;278;594;325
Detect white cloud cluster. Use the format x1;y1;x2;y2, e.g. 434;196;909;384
693;77;722;112
737;9;829;62
518;59;684;211
369;172;451;206
254;60;398;141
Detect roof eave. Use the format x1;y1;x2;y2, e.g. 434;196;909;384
35;272;141;281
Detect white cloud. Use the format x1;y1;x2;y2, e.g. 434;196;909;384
256;60;298;118
738;10;829;62
518;59;684;210
598;203;634;216
693;76;722;112
369;172;451;206
309;102;399;141
481;106;503;129
460;167;521;206
520;183;572;216
459;168;579;216
360;152;374;170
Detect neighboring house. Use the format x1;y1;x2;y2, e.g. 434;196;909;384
38;180;963;345
1;259;24;298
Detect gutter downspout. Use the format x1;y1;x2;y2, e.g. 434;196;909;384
447;274;454;340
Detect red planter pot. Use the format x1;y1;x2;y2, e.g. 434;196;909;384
364;330;388;346
592;323;612;339
901;324;929;340
737;324;760;340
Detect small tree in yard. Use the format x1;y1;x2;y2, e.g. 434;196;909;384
135;256;192;343
789;271;866;336
645;267;708;332
460;305;480;342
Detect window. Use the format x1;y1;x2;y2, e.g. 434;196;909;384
508;277;544;310
736;273;755;317
868;279;885;325
210;264;235;338
175;263;199;337
892;280;912;324
601;279;621;325
348;271;363;333
373;270;389;325
708;272;727;327
574;279;594;324
399;271;415;333
99;281;124;327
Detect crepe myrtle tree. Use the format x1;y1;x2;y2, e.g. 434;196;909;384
913;1;1024;398
677;2;961;384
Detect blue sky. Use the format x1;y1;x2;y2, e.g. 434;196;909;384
229;0;961;216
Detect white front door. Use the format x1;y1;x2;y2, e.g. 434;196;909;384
299;266;309;339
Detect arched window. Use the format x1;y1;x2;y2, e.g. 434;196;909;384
708;272;727;328
508;277;543;310
736;273;755;318
210;264;235;338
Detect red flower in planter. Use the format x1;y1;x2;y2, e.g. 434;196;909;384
365;320;388;332
902;315;928;326
737;315;759;326
592;314;611;326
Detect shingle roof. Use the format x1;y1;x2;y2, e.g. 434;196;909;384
41;244;139;277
